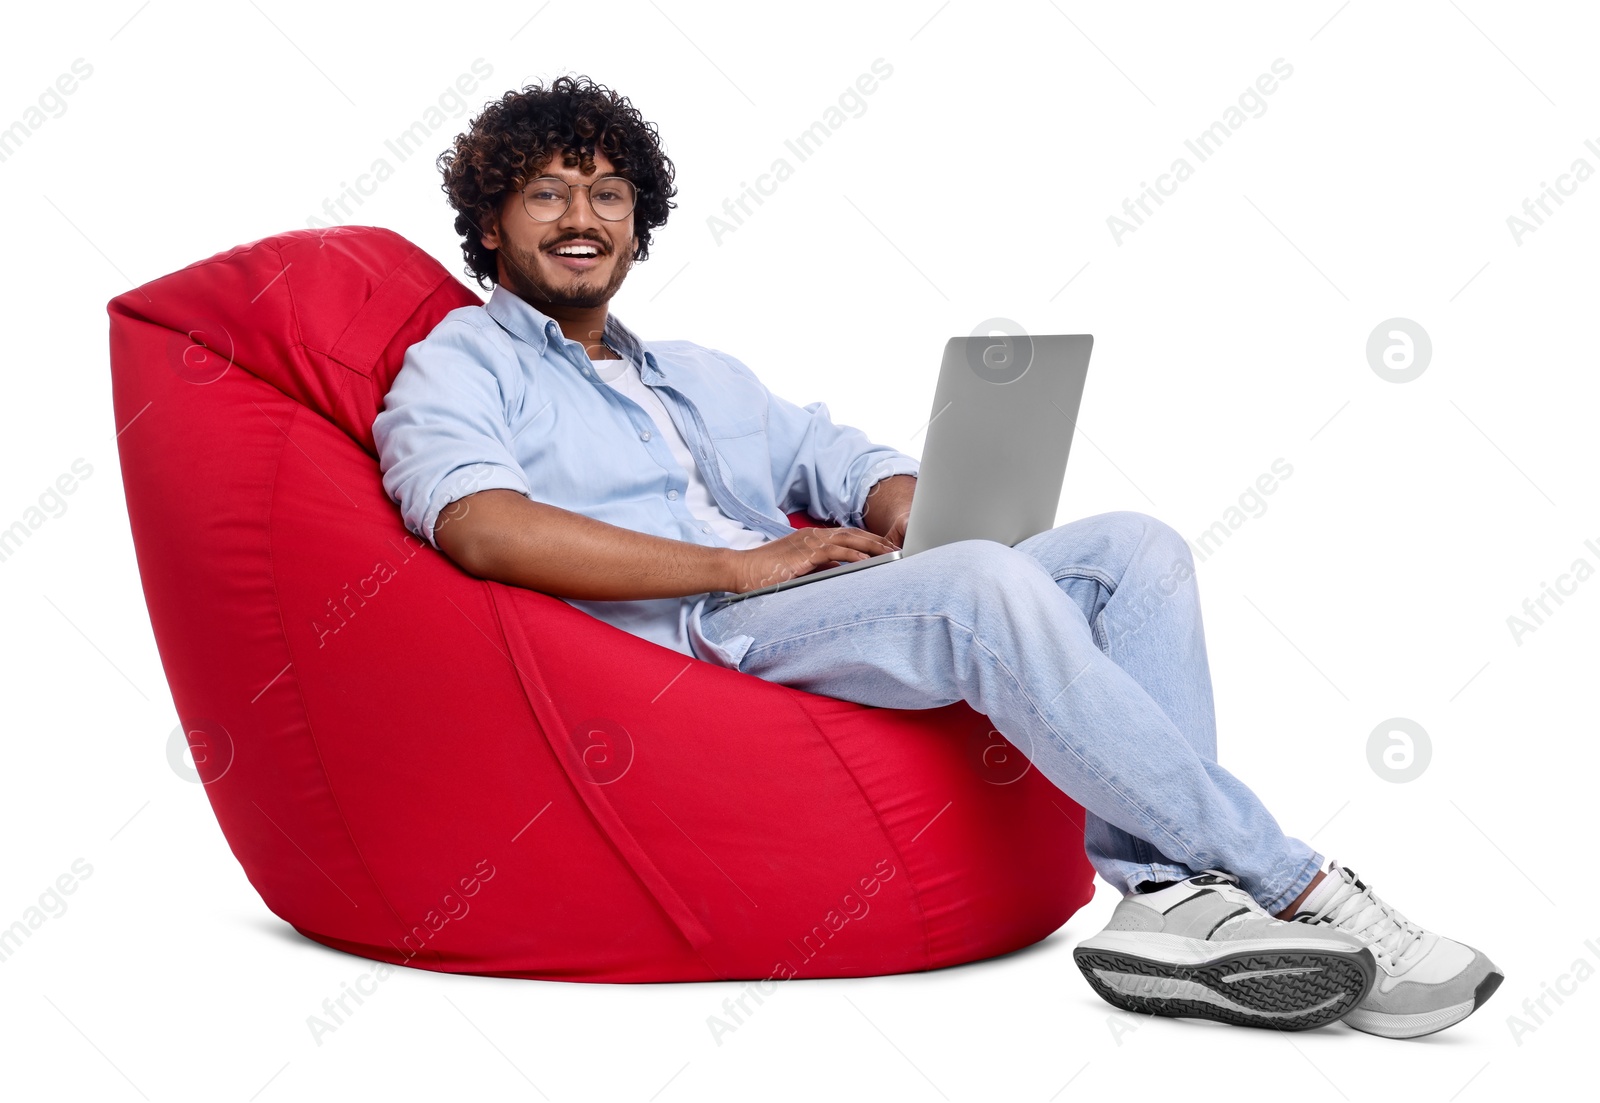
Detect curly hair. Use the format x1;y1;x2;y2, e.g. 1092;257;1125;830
437;75;677;288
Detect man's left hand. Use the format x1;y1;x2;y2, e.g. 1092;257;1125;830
862;474;916;550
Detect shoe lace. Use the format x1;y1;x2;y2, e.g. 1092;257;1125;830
1311;865;1425;966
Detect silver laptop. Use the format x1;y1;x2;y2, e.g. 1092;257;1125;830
709;333;1094;605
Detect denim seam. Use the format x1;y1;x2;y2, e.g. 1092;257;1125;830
1258;852;1325;916
741;611;1208;868
1122;861;1193;889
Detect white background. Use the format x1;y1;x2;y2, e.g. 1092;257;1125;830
2;1;1595;1100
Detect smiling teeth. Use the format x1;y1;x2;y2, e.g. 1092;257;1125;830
554;246;599;256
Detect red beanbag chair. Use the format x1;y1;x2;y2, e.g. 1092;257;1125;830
105;225;1094;981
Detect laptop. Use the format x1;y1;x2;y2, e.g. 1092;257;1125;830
708;332;1094;606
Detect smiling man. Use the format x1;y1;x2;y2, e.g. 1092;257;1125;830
372;75;1500;1038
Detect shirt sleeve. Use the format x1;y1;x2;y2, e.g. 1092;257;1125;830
715;353;920;529
371;318;534;551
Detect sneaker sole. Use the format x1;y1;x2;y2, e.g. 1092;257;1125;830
1343;970;1505;1039
1073;946;1378;1031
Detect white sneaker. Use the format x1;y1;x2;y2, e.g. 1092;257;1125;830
1074;871;1377;1031
1292;861;1504;1039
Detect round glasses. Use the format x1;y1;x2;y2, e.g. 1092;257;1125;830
521;175;637;222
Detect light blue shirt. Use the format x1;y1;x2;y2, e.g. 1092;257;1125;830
372;284;921;661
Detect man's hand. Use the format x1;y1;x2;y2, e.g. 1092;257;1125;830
861;474;916;549
723;527;897;594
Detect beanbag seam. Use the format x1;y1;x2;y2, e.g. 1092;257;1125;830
272;238;367;458
488;584;723;977
778;693;936;973
263;396;439;962
325;242;452;380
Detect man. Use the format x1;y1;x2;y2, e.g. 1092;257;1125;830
373;75;1500;1038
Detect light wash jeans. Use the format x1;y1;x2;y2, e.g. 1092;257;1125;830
691;510;1323;915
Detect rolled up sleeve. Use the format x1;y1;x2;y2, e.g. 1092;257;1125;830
372;319;533;550
753;370;921;530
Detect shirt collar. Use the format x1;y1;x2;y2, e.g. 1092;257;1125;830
485;283;660;377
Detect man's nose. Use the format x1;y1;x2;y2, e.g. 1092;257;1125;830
558;185;603;232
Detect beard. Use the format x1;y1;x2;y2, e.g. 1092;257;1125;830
498;238;635;310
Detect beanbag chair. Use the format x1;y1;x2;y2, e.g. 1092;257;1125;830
105;225;1095;981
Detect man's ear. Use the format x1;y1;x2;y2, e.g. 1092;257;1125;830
480;207;502;251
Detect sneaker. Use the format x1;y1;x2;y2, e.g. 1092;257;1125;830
1291;862;1504;1039
1073;871;1377;1031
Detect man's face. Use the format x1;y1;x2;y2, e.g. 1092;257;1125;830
482;148;637;311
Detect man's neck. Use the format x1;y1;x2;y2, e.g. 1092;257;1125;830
543;305;614;357
496;278;623;359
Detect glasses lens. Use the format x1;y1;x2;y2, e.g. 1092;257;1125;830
589;177;636;221
523;178;570;221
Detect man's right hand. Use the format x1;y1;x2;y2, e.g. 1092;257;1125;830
723;527;898;594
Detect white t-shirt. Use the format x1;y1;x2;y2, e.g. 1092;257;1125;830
592;355;772;551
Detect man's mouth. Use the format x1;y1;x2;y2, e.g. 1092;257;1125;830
545;240;606;270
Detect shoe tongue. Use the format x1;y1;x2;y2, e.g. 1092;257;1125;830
1334;877;1420;960
1188;873;1232;887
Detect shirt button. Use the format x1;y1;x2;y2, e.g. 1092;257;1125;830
667;489;679;500
640;429;652;441
701;524;711;534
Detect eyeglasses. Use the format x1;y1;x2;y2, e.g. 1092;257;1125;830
520;175;637;222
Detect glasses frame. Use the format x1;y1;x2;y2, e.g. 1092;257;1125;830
520;174;638;223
